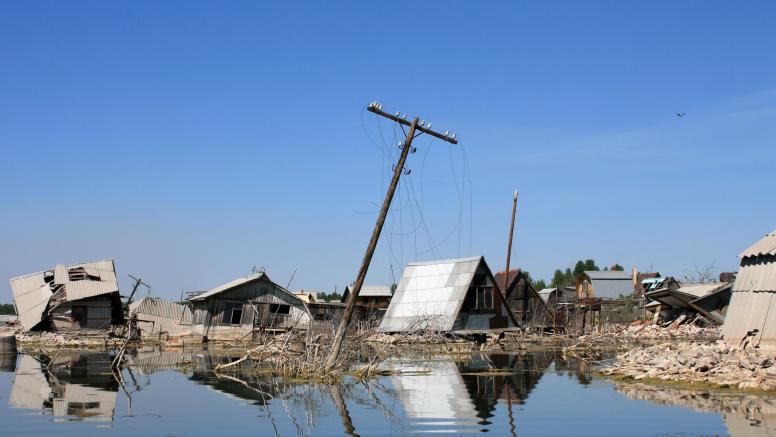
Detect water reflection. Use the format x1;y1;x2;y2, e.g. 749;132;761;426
614;382;776;437
9;352;118;422
2;347;775;436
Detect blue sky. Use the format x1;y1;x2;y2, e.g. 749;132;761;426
1;1;775;299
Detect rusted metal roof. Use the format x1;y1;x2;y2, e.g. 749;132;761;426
739;229;776;258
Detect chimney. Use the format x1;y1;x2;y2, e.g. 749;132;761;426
632;266;638;286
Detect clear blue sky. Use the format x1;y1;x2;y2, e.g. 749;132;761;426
2;1;775;299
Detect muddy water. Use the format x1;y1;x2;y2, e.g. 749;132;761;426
0;348;774;436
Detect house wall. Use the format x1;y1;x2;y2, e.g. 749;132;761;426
191;281;311;341
49;294;116;330
722;290;776;350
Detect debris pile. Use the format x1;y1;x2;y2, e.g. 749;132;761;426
15;329;124;349
602;340;776;391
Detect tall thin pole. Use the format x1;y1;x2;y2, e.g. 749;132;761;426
502;190;519;325
323;118;418;371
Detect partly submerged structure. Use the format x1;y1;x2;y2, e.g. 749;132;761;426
722;229;776;349
9;260;123;331
378;257;514;333
575;270;635;299
129;297;194;338
187;272;311;341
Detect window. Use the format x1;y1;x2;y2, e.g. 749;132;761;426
475;287;494;310
269;304;291;315
222;302;244;325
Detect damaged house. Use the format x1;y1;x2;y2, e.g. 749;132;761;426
187;272;311;341
722;229;776;349
494;269;554;331
9;260;123;331
645;281;732;325
378;256;515;333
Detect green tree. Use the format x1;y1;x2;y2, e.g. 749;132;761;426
534;279;547;290
0;303;16;315
611;264;624;271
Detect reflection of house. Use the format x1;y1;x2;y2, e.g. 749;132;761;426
575;270;635;299
187;272;311;341
9;260;123;331
723;229;776;350
379;257;514;333
385;352;552;432
494;269;553;330
9;353;118;422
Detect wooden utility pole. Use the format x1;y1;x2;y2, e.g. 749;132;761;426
126;274;150;306
497;190;522;329
323;101;457;371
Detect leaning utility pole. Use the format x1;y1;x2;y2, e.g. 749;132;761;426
502;190;520;326
323;101;458;371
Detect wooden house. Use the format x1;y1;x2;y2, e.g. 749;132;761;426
494;269;554;331
187;272;311;341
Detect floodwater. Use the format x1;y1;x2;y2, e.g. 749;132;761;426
0;348;774;436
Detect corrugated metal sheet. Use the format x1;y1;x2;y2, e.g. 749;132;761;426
676;283;727;298
130;297;192;323
358;284;393;297
65;280;119;301
733;257;776;292
53;264;68;285
590;278;634;299
379;257;482;332
584;271;633;280
739;229;776;258
722;290;776;350
9;355;49;410
9;273;53;330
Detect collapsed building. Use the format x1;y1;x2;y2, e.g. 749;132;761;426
645;281;732;325
722;229;776;350
186;272;311;341
9;260;123;331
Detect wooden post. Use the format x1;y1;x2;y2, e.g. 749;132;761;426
323;118;418;371
501;190;521;328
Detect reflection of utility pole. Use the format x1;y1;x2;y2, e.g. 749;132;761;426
328;385;359;437
324;101;458;371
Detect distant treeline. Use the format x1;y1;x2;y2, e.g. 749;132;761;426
316;291;342;302
0;303;16;315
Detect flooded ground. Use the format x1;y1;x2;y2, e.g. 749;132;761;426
0;348;774;436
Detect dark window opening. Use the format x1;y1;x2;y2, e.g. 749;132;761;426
222;302;244;325
269;304;291;315
71;306;88;325
475;287;494;310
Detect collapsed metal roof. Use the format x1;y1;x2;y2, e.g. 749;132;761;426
9;260;119;330
378;256;489;332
